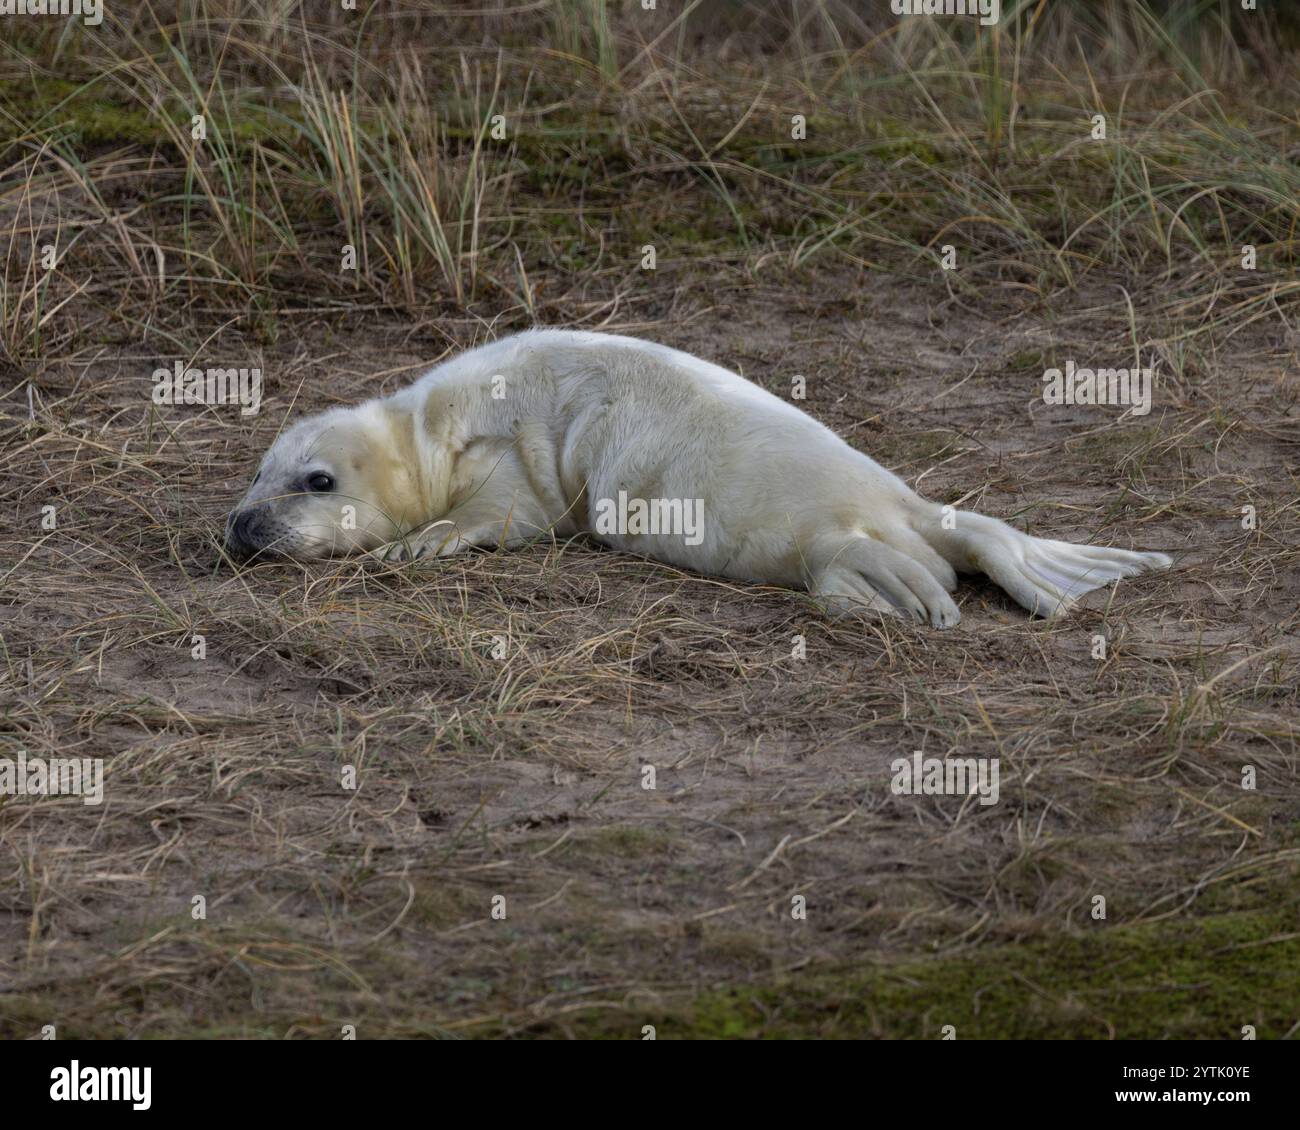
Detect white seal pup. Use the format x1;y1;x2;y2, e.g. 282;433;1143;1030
225;329;1172;627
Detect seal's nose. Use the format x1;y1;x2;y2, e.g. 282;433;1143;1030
224;510;256;561
233;511;256;545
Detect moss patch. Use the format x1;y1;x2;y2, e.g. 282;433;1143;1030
531;908;1300;1039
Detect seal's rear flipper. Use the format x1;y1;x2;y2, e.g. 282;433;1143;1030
919;509;1172;617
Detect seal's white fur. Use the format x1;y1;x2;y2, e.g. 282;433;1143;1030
227;329;1172;627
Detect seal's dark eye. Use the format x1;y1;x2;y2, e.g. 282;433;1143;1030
306;472;335;493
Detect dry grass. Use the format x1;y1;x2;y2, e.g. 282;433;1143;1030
0;1;1297;1039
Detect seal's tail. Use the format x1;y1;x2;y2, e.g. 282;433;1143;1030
917;508;1172;617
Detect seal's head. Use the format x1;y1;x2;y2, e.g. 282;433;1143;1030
225;403;421;560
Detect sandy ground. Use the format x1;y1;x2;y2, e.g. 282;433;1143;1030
1;261;1297;1037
